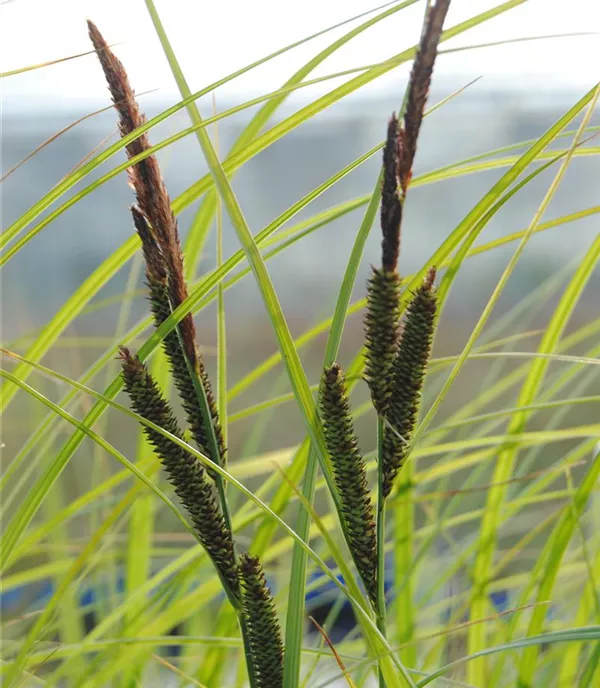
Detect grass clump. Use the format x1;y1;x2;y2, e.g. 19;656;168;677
98;5;446;681
2;1;598;687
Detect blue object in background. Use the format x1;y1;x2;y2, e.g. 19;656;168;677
0;566;533;648
490;589;509;614
1;570;512;618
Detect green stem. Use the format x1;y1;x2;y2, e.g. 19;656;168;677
376;416;388;688
396;461;416;669
208;582;258;686
283;457;319;686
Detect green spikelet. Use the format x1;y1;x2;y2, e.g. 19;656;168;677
382;267;437;498
131;207;226;480
119;346;239;598
364;267;402;415
319;363;378;603
239;553;284;688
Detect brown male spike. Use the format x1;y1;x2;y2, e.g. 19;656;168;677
365;0;448;461
381;114;402;273
398;0;451;195
364;116;403;414
88;21;226;475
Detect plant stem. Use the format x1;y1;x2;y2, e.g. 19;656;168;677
376;415;388;688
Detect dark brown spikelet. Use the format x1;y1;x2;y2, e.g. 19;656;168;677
87;20;186;343
382;267;437;498
88;19;226;477
238;553;284;688
131;205;167;284
118;347;239;598
398;0;451;195
381;114;402;273
365;1;449;414
364;267;402;415
87;21;185;298
319;364;378;604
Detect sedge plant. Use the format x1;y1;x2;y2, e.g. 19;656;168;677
2;1;600;687
91;6;445;685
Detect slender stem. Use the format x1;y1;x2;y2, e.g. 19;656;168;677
283;454;319;686
376;416;388;688
211;579;258;686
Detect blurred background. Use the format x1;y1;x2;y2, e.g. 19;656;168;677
2;0;600;669
3;0;599;441
3;1;599;318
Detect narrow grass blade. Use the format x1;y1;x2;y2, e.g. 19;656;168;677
468;89;600;683
414;627;600;687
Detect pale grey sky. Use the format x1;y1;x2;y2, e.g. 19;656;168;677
1;0;598;109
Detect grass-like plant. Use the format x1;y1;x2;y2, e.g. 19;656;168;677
1;0;599;686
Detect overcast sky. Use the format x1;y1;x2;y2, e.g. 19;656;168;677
1;0;599;110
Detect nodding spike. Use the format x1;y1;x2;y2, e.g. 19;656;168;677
118;347;239;597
